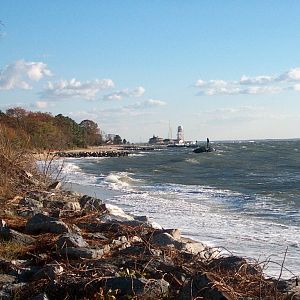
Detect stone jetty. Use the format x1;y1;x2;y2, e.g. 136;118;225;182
56;150;130;158
0;181;299;299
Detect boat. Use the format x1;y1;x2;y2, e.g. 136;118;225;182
193;145;214;153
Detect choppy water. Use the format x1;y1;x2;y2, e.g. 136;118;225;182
60;139;300;278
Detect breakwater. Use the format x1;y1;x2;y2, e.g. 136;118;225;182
56;150;130;158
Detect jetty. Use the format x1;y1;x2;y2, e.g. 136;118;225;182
56;150;130;158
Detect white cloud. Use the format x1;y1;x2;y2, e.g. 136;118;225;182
102;86;145;101
195;67;300;96
278;68;300;81
126;99;167;109
240;75;273;85
293;84;300;91
241;86;282;94
0;60;52;90
42;78;114;100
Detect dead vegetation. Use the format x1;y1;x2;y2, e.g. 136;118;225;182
0;125;41;199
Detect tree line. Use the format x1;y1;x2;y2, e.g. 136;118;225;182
0;107;124;150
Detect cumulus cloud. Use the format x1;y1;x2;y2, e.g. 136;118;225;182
239;75;273;85
0;60;52;90
102;86;145;101
195;67;300;96
42;78;114;100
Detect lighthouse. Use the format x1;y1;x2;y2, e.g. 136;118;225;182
177;125;184;144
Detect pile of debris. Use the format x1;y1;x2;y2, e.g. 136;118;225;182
0;182;299;299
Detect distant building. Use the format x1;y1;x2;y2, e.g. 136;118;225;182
106;134;116;141
148;135;164;145
177;125;184;144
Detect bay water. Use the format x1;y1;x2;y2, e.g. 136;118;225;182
60;139;300;278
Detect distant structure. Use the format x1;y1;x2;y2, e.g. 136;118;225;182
177;125;184;144
168;121;172;140
148;135;164;145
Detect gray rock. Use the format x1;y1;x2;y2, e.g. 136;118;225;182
85;232;108;241
43;199;64;210
56;233;89;249
79;195;103;211
26;213;70;234
59;247;106;259
102;277;169;299
19;197;43;208
16;208;46;218
164;228;181;240
134;215;163;229
152;232;182;248
63;201;81;211
0;220;35;245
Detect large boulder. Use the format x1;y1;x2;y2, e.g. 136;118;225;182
56;233;89;249
59;247;107;259
0;220;36;245
26;213;70;234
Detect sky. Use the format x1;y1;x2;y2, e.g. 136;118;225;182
1;1;300;142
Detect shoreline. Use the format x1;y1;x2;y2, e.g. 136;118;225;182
57;151;300;281
1;149;299;298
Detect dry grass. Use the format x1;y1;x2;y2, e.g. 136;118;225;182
0;125;39;199
0;240;34;261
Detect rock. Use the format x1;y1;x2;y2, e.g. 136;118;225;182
26;213;70;234
179;273;229;300
43;200;64;210
102;277;169;299
180;239;219;259
103;204;134;221
151;232;182;248
0;220;36;245
134;215;163;229
33;264;64;280
79;195;103;211
85;232;108;241
164;228;181;239
19;197;43;208
48;181;62;190
56;233;89;249
63;201;81;211
16;208;46;218
1;229;35;245
209;256;259;274
59;247;106;259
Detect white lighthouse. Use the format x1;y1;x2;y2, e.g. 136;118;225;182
177;125;184;144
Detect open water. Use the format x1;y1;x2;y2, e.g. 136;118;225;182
60;139;300;278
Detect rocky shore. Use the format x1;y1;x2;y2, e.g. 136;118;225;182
0;181;299;299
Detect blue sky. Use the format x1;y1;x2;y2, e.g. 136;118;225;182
1;1;300;142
